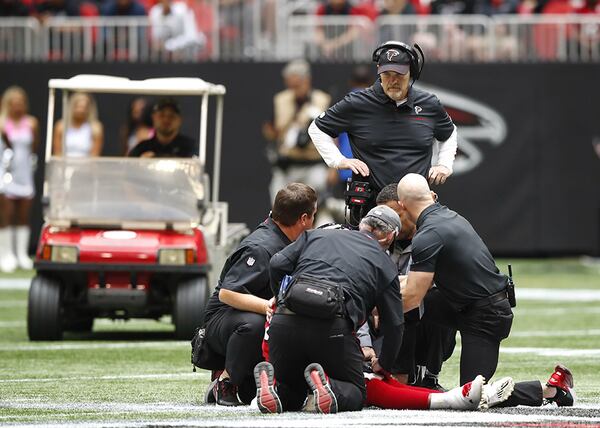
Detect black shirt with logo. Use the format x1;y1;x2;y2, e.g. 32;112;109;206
314;81;454;193
203;217;292;323
128;134;197;158
270;228;404;372
410;203;508;311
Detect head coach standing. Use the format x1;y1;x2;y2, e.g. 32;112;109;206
253;205;404;414
308;41;458;220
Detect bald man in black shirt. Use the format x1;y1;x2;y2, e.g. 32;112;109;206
397;173;575;409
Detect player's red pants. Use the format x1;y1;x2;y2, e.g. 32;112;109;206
365;376;442;410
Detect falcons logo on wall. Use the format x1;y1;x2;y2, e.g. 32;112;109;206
417;83;508;175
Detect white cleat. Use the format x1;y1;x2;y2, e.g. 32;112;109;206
440;375;484;410
480;376;515;409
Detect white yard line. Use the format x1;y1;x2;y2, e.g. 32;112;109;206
0;300;27;307
0;278;31;289
516;288;600;301
510;328;600;337
0;321;25;327
0;372;204;384
500;347;600;357
0;405;599;428
517;307;600;315
0;341;188;351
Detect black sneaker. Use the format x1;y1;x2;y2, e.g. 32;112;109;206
254;361;282;414
214;377;243;406
303;363;338;414
418;374;447;392
204;378;218;404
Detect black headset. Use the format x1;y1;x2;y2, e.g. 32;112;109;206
372;40;425;81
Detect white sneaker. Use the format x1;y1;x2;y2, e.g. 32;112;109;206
15;226;33;270
0;252;17;273
480;377;515;409
431;375;484;410
17;254;33;270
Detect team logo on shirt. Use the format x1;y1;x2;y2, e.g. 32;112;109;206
246;257;255;266
386;49;400;61
414;106;422;115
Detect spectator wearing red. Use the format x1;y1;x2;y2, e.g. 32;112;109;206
576;0;599;13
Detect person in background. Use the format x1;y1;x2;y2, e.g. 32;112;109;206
0;86;39;272
120;97;153;155
53;92;104;157
128;98;196;158
149;0;206;54
263;59;331;206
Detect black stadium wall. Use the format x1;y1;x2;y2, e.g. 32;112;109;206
2;63;599;256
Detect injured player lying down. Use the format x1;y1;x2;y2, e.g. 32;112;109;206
251;362;574;414
252;361;490;414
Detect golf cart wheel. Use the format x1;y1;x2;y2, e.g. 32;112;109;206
27;275;63;341
174;276;208;340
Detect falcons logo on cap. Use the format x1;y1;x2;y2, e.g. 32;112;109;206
386;49;400;61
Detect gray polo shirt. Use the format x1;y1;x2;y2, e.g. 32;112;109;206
314;80;454;192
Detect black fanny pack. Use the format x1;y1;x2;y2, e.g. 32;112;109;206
191;326;224;371
281;275;345;319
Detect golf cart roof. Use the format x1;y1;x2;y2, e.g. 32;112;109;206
48;75;226;96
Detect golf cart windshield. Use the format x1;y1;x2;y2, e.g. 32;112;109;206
46;157;205;229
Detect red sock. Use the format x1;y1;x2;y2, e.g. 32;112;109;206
365;378;430;409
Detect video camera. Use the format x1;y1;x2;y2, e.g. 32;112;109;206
344;180;373;228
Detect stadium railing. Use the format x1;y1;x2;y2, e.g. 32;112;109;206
0;17;39;62
0;15;598;63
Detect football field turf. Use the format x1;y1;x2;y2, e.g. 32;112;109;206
1;258;600;426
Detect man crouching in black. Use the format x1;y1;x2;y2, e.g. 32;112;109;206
253;205;404;414
202;183;317;406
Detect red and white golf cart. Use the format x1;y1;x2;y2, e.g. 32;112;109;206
27;75;247;340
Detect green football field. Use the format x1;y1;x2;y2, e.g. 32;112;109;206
1;258;600;426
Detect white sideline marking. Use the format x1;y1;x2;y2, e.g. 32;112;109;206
0;278;31;289
0;300;26;307
0;341;188;351
0;372;204;384
0;404;599;427
516;288;600;301
510;329;600;337
0;321;25;327
517;307;600;315
500;347;600;357
2;279;600;301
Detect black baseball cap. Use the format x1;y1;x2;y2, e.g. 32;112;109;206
153;98;181;114
377;48;410;75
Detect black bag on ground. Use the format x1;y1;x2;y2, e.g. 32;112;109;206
191;327;225;371
282;275;345;319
